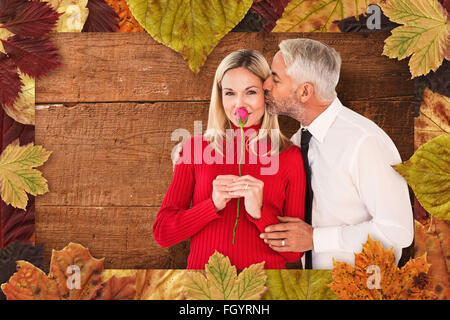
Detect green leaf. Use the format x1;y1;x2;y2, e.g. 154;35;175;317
126;0;253;73
0;141;52;209
263;270;339;300
393;134;450;220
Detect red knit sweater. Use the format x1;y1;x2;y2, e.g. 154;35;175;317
153;124;306;270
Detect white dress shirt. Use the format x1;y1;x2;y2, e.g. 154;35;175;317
291;98;414;269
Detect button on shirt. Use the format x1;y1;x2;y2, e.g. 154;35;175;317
291;98;414;269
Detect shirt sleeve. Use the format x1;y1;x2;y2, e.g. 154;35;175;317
247;147;306;262
312;135;414;262
153;137;221;247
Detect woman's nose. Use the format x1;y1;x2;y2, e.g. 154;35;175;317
236;93;245;107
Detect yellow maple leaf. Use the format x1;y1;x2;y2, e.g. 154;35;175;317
126;0;253;73
380;0;450;78
184;251;267;300
0;140;52;210
273;0;380;32
328;235;437;299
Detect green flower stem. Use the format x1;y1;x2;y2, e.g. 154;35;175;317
232;126;245;245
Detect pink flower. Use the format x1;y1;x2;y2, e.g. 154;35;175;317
235;107;248;126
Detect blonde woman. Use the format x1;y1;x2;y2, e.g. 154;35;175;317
153;50;306;270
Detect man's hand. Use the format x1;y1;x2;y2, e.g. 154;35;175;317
260;216;314;252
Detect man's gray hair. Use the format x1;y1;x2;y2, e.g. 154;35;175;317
279;38;342;101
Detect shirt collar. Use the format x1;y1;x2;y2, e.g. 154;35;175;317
301;97;343;143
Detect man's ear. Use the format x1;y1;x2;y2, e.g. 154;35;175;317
296;83;315;103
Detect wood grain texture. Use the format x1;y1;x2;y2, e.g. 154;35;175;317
34;206;189;269
35;100;413;207
35;33;414;103
35;33;415;269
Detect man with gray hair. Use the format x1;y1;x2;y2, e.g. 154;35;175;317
260;38;414;269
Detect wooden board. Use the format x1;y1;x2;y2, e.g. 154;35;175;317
35;100;413;207
35;206;189;269
35;33;415;269
35;33;414;103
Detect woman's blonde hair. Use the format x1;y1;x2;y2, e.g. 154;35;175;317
205;49;290;156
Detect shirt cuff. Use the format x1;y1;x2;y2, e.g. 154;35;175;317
313;226;341;253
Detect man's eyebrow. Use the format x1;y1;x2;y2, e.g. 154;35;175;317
271;71;280;79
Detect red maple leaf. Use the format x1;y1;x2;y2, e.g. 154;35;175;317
1;35;61;79
438;0;450;15
0;0;62;38
82;0;119;32
0;53;22;108
251;0;292;32
0;0;28;24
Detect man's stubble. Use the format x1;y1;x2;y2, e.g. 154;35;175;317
265;91;307;125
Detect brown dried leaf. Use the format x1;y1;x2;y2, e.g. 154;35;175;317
48;243;104;300
1;243;137;300
135;269;187;300
414;220;450;299
414;87;450;151
434;219;450;273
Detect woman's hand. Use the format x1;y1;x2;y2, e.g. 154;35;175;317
227;175;263;219
212;175;239;211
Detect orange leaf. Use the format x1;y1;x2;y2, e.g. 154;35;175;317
1;261;59;300
48;243;104;300
95;275;137;300
104;0;143;32
329;235;437;299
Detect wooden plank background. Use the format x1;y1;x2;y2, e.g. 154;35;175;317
35;32;415;269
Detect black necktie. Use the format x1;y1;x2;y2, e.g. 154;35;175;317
300;128;313;269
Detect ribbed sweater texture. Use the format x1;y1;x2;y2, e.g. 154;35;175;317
153;124;306;269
